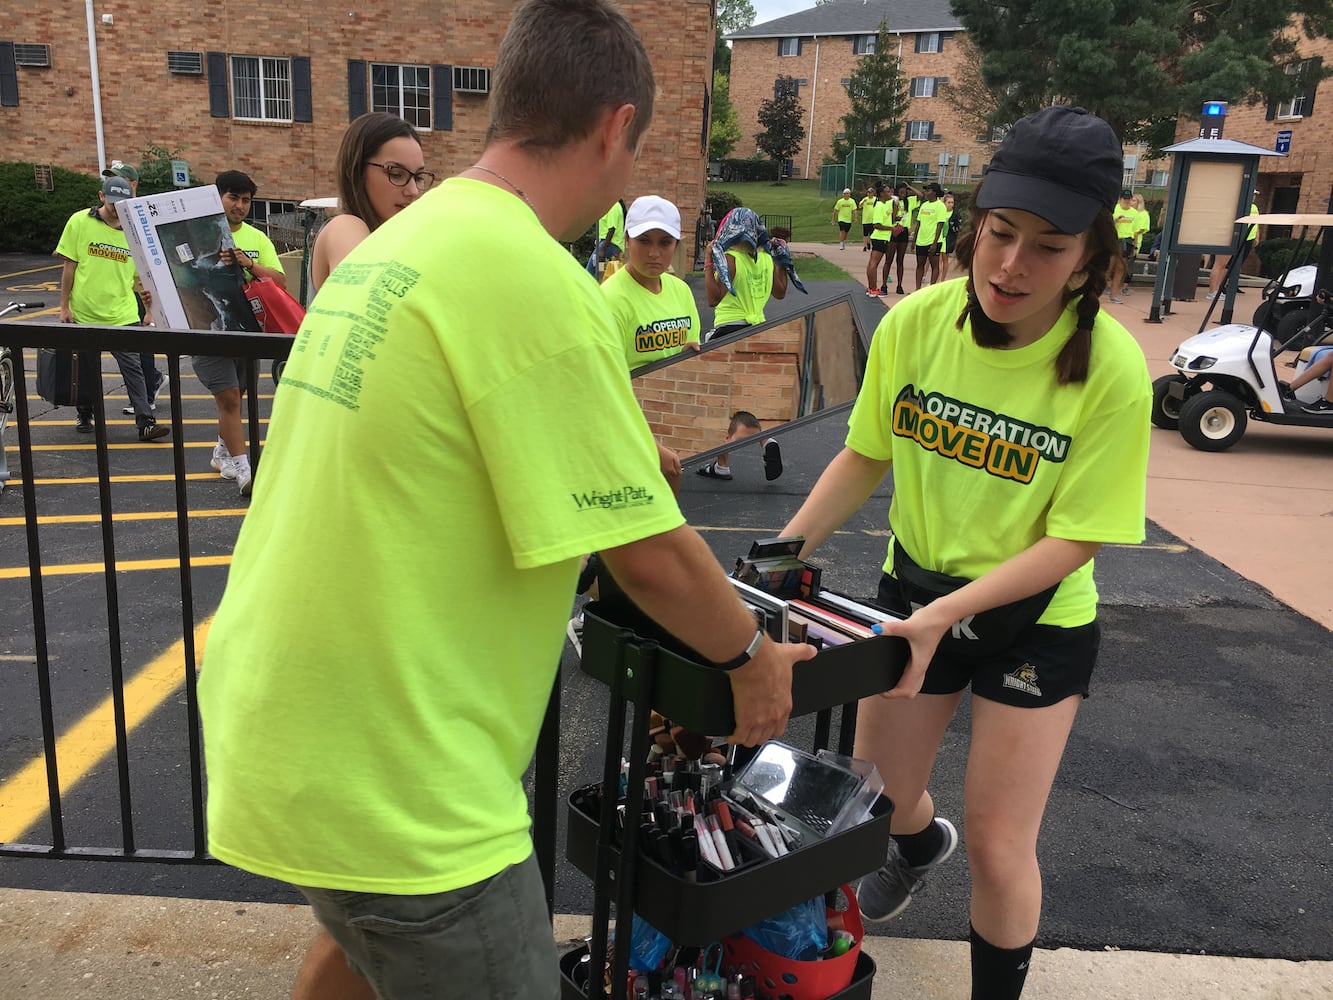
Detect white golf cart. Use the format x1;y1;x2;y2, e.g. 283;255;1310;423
1152;213;1333;452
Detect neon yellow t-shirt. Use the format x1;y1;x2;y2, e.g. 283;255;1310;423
902;194;920;227
845;278;1151;627
713;248;774;327
1113;202;1138;239
598;202;626;253
601;266;701;370
834;197;857;223
1246;203;1259;242
54;209;139;326
198;178;684;895
873;199;897;234
914;200;944;247
1133;208;1151;251
232;221;284;274
937;209;953;249
859;194;877;221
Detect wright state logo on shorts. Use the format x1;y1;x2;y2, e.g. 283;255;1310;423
1002;663;1042;697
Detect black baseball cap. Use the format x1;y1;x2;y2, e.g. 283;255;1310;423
976;106;1122;234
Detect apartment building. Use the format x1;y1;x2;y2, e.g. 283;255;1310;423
0;0;713;234
726;0;987;185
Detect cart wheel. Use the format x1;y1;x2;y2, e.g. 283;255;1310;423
1178;389;1247;452
1275;307;1321;353
1252;300;1279;334
271;359;285;385
1150;374;1187;430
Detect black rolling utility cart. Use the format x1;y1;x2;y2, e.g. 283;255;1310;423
559;602;909;1000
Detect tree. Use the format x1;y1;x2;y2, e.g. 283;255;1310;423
755;76;806;178
941;35;1005;141
830;20;912;164
950;0;1333;143
714;0;756;78
710;71;742;160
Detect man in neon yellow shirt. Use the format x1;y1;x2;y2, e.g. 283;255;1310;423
54;175;169;441
859;182;878;252
596;197;626;273
832;187;857;250
1108;189;1137;303
910;181;946;291
198;4;815;998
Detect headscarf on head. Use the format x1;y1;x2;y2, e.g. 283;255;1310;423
710;207;807;297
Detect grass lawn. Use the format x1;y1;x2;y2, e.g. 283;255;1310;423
687;254;854;282
707;179;841;244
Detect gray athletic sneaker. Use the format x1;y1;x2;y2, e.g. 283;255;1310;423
857;817;959;921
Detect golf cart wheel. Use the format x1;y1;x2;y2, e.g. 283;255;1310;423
1178;389;1247;452
271;359;286;385
1274;306;1321;353
1251;300;1279;334
1150;374;1187;430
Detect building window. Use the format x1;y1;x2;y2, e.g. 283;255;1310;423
248;199;301;226
854;35;877;55
231;56;292;121
1151;169;1169;187
779;37;800;57
906;120;934;141
371;63;432;130
916;32;941;54
1277;58;1315;118
910;77;938;98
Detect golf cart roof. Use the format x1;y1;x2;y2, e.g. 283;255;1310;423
1239;213;1333;226
300;197;339;210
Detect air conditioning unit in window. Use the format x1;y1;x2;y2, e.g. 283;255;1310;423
167;50;204;75
452;66;491;94
14;43;51;68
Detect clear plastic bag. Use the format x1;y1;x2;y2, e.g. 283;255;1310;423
738;894;828;962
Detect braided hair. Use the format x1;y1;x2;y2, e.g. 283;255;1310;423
953;194;1120;385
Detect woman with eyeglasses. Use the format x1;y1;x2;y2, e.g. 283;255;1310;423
309;112;436;293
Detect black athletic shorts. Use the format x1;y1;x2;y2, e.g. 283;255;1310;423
890;229;910;244
915;244;938;259
1119;237;1136;260
874;572;1100;707
870;238;889;253
838;221;852;233
862;223;875;237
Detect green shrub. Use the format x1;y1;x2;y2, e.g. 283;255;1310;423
1255;238;1318;279
0;162;102;253
703;188;745;223
720;157;780;182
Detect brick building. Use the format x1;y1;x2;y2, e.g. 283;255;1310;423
726;0;988;186
0;0;713;243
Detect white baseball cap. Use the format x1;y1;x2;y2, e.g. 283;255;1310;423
625;195;681;240
843;187;851;194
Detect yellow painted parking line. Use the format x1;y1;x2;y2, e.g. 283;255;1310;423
0;620;210;843
0;554;232;581
2;306;60;321
6;473;222;487
0;508;247;528
25;440;266;452
0;264;63;279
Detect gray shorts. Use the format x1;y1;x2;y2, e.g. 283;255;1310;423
191;355;247;395
297;852;559;1000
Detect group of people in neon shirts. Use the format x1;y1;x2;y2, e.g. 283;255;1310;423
833;179;963;297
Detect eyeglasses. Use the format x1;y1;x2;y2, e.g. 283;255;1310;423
366;161;437;191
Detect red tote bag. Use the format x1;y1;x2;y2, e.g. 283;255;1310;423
244;277;306;335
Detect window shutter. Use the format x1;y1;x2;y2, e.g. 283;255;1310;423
796;39;803;56
1304;56;1321;116
347;59;366;120
914;34;922;53
433;63;452;131
207;51;228;117
0;43;18;108
292;56;312;122
1265;101;1276;121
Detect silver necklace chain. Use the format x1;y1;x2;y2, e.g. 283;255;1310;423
468;164;537;215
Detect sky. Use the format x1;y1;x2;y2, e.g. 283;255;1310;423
751;0;815;25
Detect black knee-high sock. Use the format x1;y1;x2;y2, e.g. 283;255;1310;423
970;924;1034;1000
892;818;944;867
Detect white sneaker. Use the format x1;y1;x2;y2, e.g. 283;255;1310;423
566;612;584;658
210;442;235;478
233;456;253;497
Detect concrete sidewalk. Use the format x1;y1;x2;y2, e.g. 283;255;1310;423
3;890;1330;998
